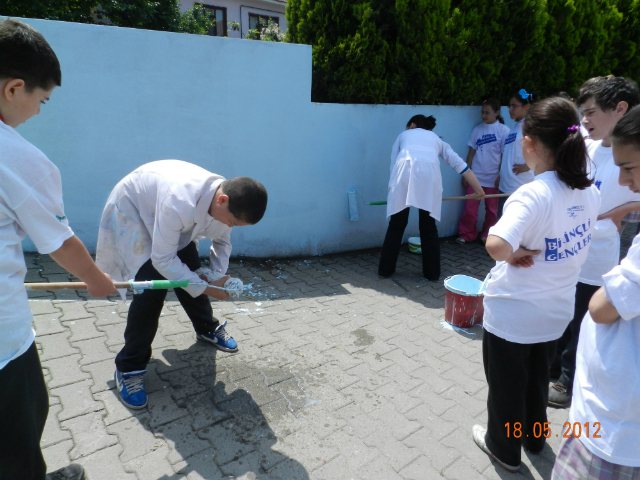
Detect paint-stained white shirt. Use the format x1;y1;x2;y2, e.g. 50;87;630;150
96;160;231;298
387;128;467;220
0;121;74;369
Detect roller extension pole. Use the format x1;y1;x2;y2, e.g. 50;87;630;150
442;193;511;201
25;279;191;292
365;193;511;206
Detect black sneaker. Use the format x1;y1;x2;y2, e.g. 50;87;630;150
46;464;85;480
548;381;572;408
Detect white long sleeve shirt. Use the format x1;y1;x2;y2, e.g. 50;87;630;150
571;232;640;467
96;160;231;298
386;128;467;220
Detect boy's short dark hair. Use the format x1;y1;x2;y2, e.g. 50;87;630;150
0;18;61;91
222;177;268;224
577;76;640;112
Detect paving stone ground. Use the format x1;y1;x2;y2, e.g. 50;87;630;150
27;224;638;480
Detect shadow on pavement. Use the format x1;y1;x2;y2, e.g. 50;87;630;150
111;343;310;480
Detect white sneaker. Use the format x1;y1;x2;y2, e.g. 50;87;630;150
455;237;466;244
472;425;520;473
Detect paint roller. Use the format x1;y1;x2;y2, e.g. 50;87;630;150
347;189;511;221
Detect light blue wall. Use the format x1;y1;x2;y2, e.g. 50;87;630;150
14;18;513;257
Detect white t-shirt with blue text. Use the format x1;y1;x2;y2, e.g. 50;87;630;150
484;171;601;343
498;119;535;193
570;232;640;467
578;140;640;286
0;121;74;370
468;121;511;188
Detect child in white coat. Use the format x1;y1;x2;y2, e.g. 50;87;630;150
552;105;640;479
96;160;267;410
378;114;485;280
472;97;600;472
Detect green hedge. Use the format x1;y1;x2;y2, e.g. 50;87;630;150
286;0;640;105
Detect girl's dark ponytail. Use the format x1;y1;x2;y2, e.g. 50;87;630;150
522;97;592;190
483;98;505;124
555;128;592;189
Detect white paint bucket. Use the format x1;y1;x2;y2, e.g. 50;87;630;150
408;236;421;254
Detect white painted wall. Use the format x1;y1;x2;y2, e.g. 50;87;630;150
12;18;512;257
180;0;287;39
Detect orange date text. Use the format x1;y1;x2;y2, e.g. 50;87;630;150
504;422;601;438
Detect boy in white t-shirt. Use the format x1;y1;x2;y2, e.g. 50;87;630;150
472;98;600;472
0;19;116;480
549;76;640;408
552;105;640;480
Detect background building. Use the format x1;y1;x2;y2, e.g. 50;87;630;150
181;0;287;39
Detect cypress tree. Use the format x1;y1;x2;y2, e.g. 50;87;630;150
610;0;640;80
286;0;387;103
383;0;450;104
443;0;499;104
561;0;621;91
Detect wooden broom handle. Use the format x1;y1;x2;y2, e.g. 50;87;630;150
25;282;131;291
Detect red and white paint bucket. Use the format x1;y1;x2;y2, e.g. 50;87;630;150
443;275;485;328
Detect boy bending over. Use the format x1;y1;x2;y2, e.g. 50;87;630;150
96;160;267;409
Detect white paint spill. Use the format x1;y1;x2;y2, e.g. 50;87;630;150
439;318;479;335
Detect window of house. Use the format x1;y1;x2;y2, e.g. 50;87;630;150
202;5;227;37
248;13;279;36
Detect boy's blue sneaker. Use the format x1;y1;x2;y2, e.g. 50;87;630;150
196;321;238;352
115;369;147;409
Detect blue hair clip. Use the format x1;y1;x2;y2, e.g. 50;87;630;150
519;89;530;99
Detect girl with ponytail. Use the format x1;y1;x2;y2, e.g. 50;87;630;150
471;97;600;473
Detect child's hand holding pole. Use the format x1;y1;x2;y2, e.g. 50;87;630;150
461;169;486;199
48;236;117;297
